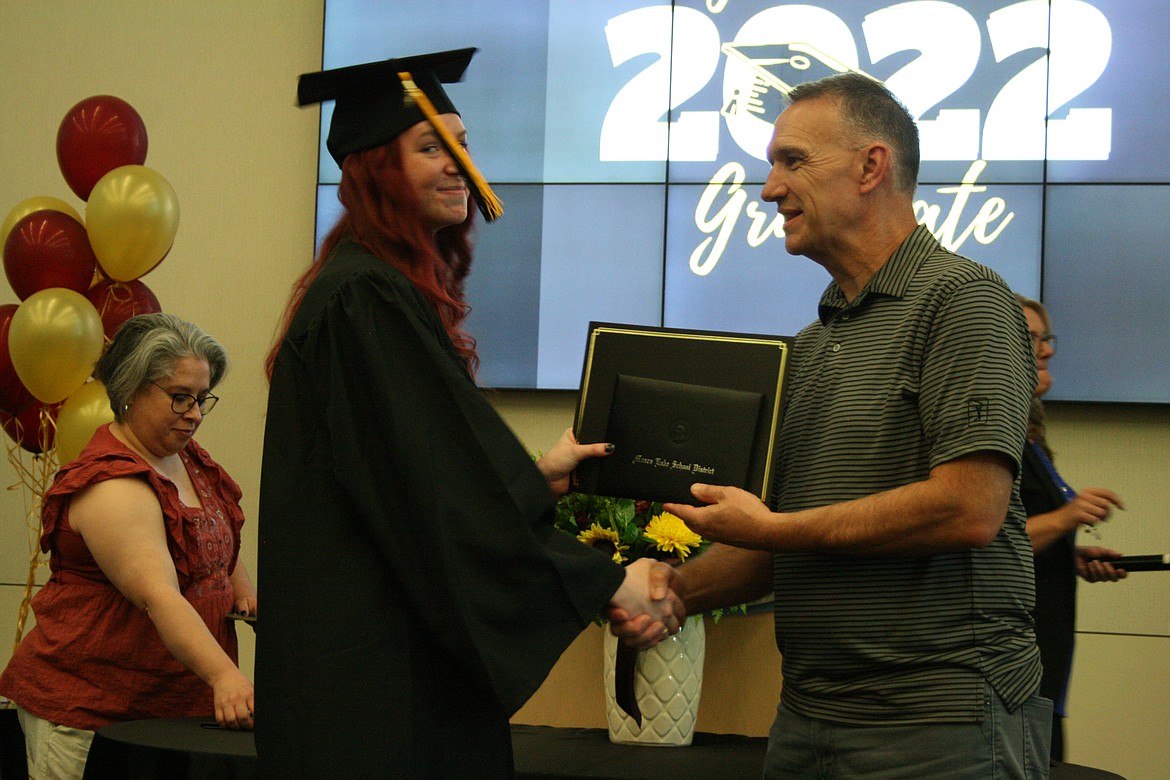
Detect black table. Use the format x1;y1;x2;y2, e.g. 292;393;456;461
1;706;28;780
77;716;1127;779
82;717;255;780
511;725;765;779
82;720;762;780
509;725;1127;780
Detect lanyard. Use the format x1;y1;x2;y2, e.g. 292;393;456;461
1030;441;1076;504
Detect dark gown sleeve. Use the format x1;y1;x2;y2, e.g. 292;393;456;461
259;256;623;717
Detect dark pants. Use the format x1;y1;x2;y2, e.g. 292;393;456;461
763;688;1053;780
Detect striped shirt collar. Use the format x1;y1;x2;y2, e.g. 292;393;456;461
817;224;938;324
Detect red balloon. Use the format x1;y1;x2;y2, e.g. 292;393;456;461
3;210;97;300
0;303;37;415
85;278;162;340
0;402;56;454
57;95;148;201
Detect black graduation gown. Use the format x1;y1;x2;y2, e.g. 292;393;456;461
255;240;624;779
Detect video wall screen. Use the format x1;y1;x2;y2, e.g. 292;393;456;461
315;0;1170;403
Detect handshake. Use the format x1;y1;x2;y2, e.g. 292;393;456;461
536;429;687;649
603;558;686;651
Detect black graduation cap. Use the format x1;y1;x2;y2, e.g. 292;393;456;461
298;47;502;222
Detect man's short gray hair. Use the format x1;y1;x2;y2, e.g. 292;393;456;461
787;72;920;195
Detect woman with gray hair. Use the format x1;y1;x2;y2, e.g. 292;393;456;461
0;313;256;780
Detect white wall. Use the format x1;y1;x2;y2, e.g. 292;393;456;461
0;4;1166;780
1046;404;1170;779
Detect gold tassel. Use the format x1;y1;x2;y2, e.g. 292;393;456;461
398;71;504;222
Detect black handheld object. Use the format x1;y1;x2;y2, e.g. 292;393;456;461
1091;553;1170;572
572;322;792;506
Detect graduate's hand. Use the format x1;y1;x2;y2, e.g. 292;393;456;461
607;558;685;651
536;427;614;498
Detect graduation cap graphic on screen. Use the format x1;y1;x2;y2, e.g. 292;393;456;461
298;47;502;222
719;42;880;124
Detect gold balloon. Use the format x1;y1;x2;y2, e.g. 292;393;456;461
9;288;104;404
2;196;84;257
56;380;113;464
86;165;179;282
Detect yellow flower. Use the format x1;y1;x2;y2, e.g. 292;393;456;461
577;522;629;564
643;512;703;560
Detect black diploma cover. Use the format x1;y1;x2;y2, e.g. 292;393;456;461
571;322;791;506
571;323;790;723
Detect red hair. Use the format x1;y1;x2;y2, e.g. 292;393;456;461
265;141;478;380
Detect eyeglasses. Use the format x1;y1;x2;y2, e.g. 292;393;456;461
1030;332;1057;354
151;382;220;415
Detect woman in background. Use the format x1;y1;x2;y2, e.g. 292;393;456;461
0;313;255;780
1017;295;1126;762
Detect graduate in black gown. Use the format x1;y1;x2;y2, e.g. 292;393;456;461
255;49;683;779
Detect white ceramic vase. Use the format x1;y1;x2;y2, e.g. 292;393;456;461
603;616;705;746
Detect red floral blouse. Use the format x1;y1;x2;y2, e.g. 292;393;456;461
0;423;246;730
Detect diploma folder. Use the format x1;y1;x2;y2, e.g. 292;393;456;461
572;322;791;505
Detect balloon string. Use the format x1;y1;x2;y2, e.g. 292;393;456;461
6;408;58;655
106;282;133;303
94;283;132;346
39;406;59;451
13;542;40;658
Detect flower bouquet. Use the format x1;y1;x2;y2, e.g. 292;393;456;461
554;492;728;744
553;492;745;623
554;493;705;565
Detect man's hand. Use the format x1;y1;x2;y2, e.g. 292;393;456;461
662;484;774;549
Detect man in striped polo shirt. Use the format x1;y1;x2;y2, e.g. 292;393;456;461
647;74;1048;778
